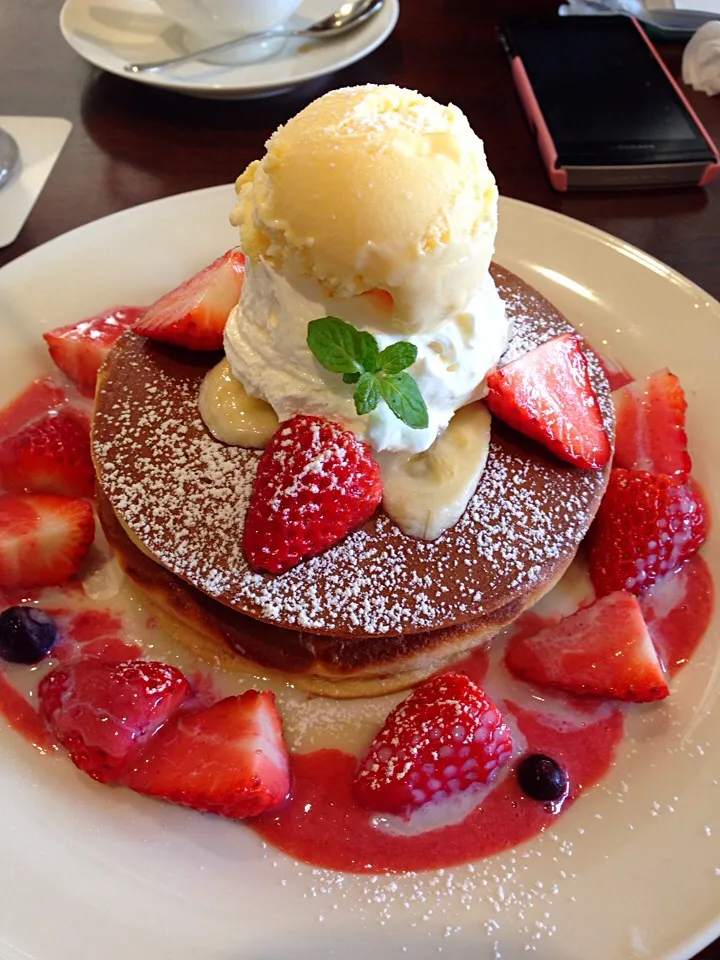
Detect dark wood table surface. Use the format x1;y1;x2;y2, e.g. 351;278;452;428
1;1;719;957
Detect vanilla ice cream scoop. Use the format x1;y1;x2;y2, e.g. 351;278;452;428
230;84;498;334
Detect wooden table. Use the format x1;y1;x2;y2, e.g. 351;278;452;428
1;2;719;957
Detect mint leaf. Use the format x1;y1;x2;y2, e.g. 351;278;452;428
379;373;429;429
378;341;417;375
307;316;380;376
357;331;380;374
353;372;381;416
307;316;365;375
307;315;428;429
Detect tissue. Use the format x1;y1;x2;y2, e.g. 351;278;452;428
682;21;720;96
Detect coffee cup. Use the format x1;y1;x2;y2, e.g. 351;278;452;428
153;0;303;62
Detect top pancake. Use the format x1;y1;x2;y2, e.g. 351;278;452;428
92;265;613;639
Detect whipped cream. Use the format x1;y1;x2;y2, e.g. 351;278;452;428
682;21;720;96
224;258;510;455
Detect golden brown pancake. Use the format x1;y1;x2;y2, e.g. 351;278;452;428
92;264;613;695
96;458;575;698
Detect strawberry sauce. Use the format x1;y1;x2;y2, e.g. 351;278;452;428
51;608;142;663
640;554;714;676
0;672;54;752
250;556;714;873
0;359;715;876
251;704;623;873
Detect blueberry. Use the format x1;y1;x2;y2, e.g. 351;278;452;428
516;754;568;802
0;606;59;664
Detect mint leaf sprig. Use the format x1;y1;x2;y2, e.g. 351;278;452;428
307;316;429;430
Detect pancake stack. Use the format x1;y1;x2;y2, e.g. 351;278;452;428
93;263;613;697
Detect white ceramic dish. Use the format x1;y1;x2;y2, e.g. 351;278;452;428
0;186;719;960
59;0;399;99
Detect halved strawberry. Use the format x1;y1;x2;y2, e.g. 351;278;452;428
587;468;707;597
127;691;290;819
352;672;513;816
243;415;382;574
613;369;691;478
43;306;145;398
133;250;245;351
486;333;610;469
505;591;668;702
0;409;94;497
0;378;67;443
39;659;190;783
0;493;95;587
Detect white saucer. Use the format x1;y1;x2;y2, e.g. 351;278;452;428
59;0;399;99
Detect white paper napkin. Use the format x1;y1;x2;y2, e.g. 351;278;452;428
683;20;720;93
559;1;645;15
0;117;72;249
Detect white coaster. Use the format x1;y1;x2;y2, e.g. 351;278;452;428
0;116;72;249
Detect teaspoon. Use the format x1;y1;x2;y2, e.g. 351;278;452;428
125;0;384;74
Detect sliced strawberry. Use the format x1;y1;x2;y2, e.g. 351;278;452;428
613;369;691;478
43;306;144;398
133;249;245;351
486;333;610;469
0;409;94;497
587;468;707;597
39;659;190;783
0;378;67;443
127;691;290;819
0;493;95;587
243;415;382;574
505;591;669;702
352;673;513;816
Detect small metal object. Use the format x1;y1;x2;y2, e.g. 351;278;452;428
0;128;20;191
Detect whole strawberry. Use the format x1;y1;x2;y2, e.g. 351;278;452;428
243;415;382;574
352;672;513;816
587;468;707;597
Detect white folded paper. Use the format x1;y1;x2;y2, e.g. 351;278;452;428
0;117;72;248
682;20;720;94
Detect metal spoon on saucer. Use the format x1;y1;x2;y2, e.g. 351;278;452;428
0;128;20;190
125;0;384;74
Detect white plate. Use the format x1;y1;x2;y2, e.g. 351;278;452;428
59;0;399;99
0;186;719;960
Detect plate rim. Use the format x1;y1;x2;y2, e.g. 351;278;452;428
4;184;719;316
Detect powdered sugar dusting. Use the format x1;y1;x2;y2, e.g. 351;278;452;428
93;266;613;638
